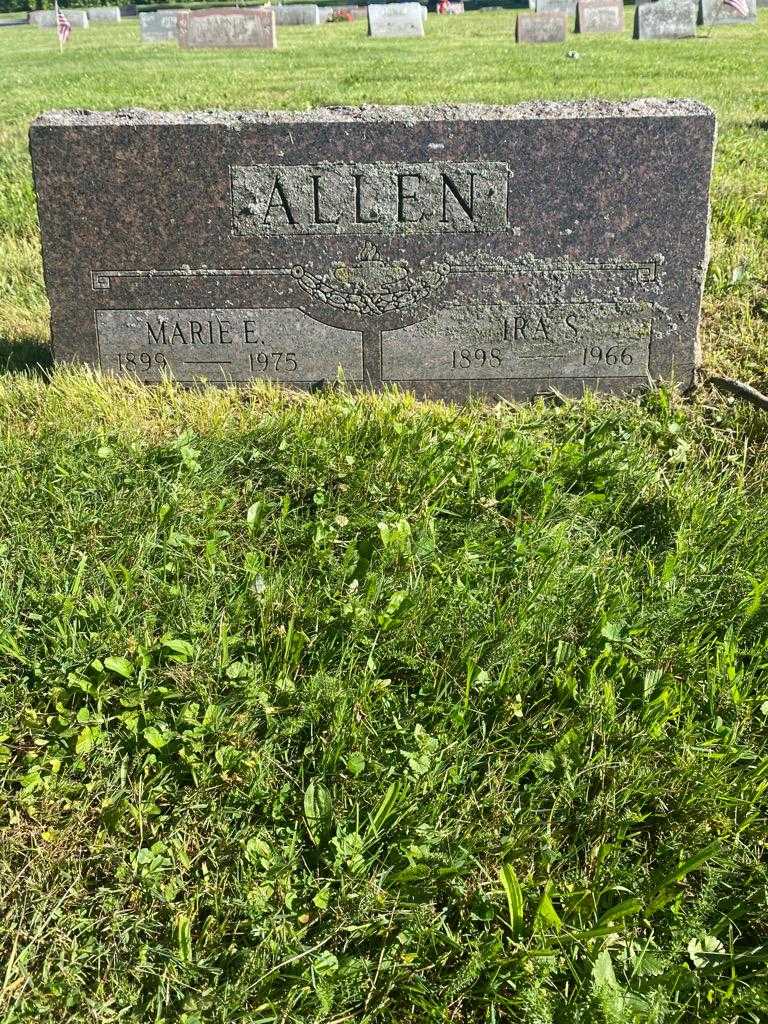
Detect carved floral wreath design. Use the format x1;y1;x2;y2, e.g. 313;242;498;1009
291;241;449;317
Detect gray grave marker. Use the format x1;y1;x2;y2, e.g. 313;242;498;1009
275;4;322;26
140;9;189;42
516;10;566;41
699;0;756;24
532;0;577;15
87;5;121;21
634;0;697;37
178;7;277;48
576;0;623;32
367;2;425;36
30;102;715;401
33;9;89;27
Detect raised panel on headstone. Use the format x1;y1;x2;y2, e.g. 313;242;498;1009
30;102;715;401
87;5;121;21
576;0;623;32
634;0;697;37
140;9;189;42
367;2;425;36
178;7;277;48
516;11;567;41
275;4;322;26
698;0;756;24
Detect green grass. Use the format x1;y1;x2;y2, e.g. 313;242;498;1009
1;10;768;1024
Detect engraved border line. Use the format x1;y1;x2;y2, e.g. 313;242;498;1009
91;268;293;290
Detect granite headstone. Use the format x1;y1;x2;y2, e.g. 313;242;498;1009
178;7;277;48
140;9;189;42
634;0;697;37
367;2;425;36
30;102;715;401
87;5;121;21
698;0;756;24
532;0;576;15
275;4;322;25
516;11;566;41
33;8;89;27
576;0;623;32
120;4;138;16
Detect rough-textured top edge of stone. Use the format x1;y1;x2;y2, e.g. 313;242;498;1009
31;99;715;129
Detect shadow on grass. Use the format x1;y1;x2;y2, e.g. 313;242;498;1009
0;339;53;377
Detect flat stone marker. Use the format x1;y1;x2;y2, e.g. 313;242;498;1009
634;0;697;37
87;5;121;21
33;9;89;27
531;0;577;15
140;9;189;42
178;7;277;48
516;11;566;41
576;0;623;32
275;4;322;26
368;2;425;36
30;102;715;401
699;0;756;24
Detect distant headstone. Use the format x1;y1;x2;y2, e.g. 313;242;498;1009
32;8;89;27
30;102;715;401
439;1;464;11
576;0;623;32
698;0;756;24
634;0;697;37
87;6;121;21
120;4;138;16
532;0;576;14
140;9;189;42
367;2;425;36
331;4;368;17
516;10;566;40
178;7;277;48
275;3;322;25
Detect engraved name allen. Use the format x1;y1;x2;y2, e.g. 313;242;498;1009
231;161;510;236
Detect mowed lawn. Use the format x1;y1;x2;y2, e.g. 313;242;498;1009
1;10;768;1024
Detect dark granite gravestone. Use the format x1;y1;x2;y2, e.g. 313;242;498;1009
516;10;566;40
699;0;756;24
634;0;697;37
30;102;715;401
178;7;277;47
120;4;138;17
575;0;623;33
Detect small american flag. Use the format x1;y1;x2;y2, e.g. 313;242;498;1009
55;1;71;46
723;0;750;15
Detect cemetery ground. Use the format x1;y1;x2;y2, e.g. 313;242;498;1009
1;9;768;1023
